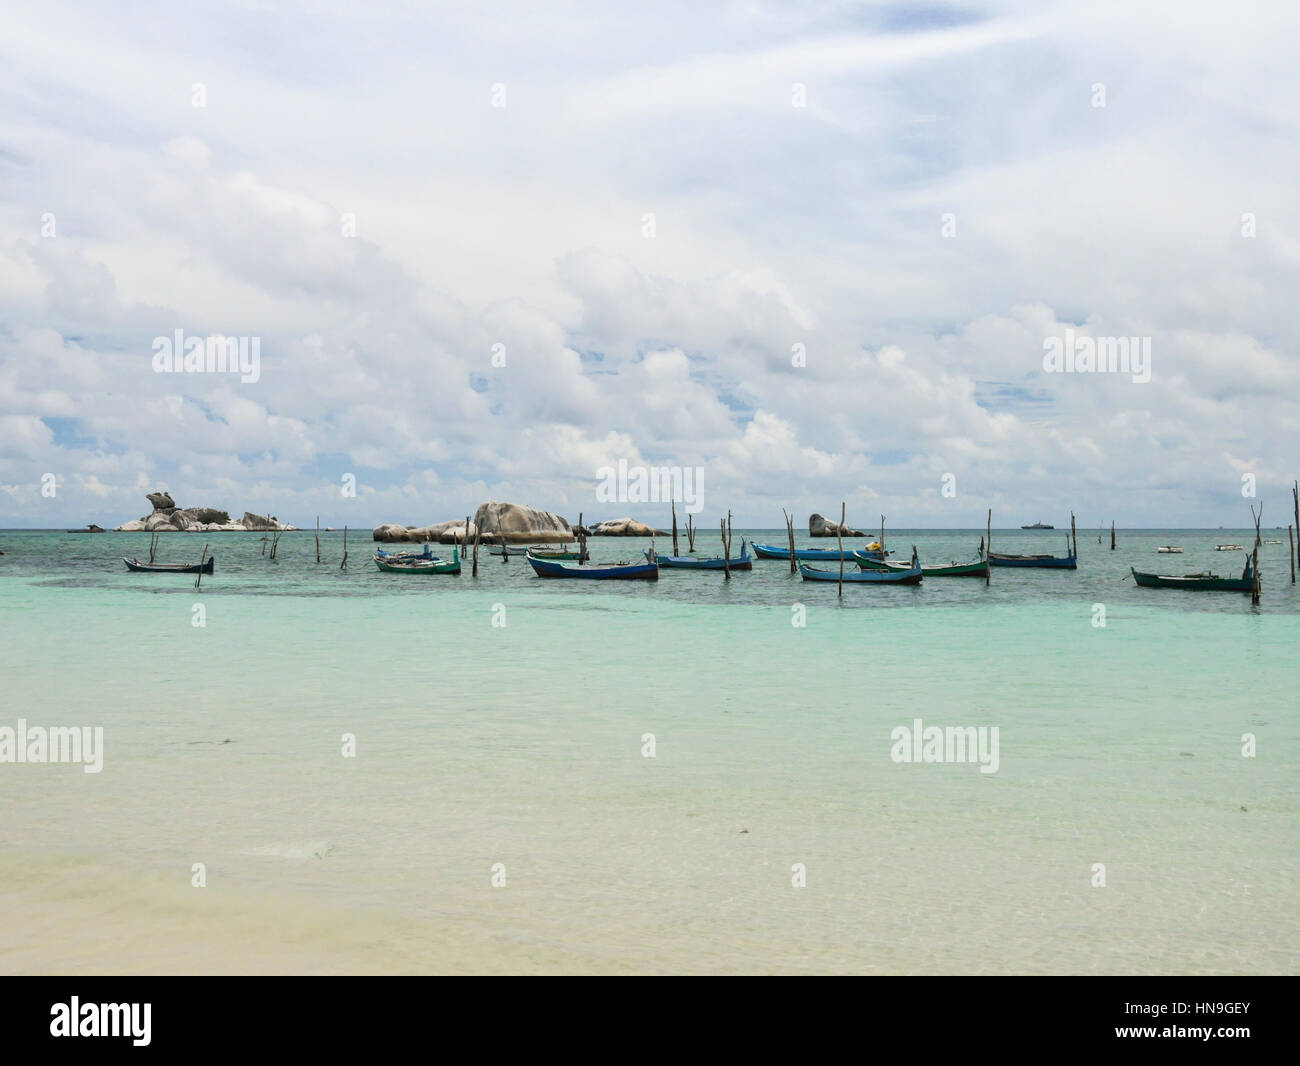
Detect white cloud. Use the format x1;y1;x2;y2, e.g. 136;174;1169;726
0;0;1296;528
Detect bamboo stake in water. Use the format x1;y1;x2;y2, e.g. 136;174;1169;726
1250;504;1262;606
316;516;321;563
193;543;209;590
783;507;797;574
1070;511;1077;558
340;526;348;571
986;508;992;587
672;500;679;556
838;501;846;598
1289;524;1295;584
1110;519;1115;551
1293;482;1299;578
879;514;885;552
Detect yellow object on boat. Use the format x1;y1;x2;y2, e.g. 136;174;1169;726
865;542;883;551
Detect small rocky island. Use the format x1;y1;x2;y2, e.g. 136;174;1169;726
809;513;864;537
114;492;298;533
372;501;664;542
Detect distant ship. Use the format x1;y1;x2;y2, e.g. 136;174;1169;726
1020;521;1054;529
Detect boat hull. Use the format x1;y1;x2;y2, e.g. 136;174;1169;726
526;547;587;561
375;546;438;561
754;544;889;562
1131;568;1253;592
855;553;987;577
987;552;1077;569
799;562;922;584
124;556;215;574
374;548;461;574
527;556;658;580
645;548;753;570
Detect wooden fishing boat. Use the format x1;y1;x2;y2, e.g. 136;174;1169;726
854;553;987;578
527;555;658;580
489;545;531;557
1156;546;1183;553
1131;558;1254;592
644;541;752;570
986;548;1077;569
1215;544;1244;551
124;555;215;574
800;556;922;584
373;548;461;574
525;546;588;561
753;543;891;562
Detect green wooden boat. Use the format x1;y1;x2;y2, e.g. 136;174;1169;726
854;552;988;578
374;547;461;574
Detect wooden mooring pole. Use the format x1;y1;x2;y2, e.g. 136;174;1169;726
1293;482;1299;578
340;526;348;570
721;512;733;580
838;501;846;598
985;508;992;587
194;543;209;590
783;508;797;574
1250;504;1263;606
672;500;679;556
1289;524;1295;584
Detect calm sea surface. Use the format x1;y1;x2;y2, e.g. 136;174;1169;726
1;528;1296;973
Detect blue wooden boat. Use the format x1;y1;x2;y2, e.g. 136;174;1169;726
986;549;1077;570
799;555;922;584
753;543;891;562
644;541;752;570
527;555;658;580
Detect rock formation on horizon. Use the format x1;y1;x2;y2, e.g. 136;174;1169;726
372;502;573;543
809;513;864;538
372;502;671;542
588;517;666;537
113;493;298;533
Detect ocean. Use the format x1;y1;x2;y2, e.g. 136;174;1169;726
1;528;1296;974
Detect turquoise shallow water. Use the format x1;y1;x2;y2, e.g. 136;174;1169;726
0;529;1297;973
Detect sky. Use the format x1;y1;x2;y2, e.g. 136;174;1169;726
0;0;1297;531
